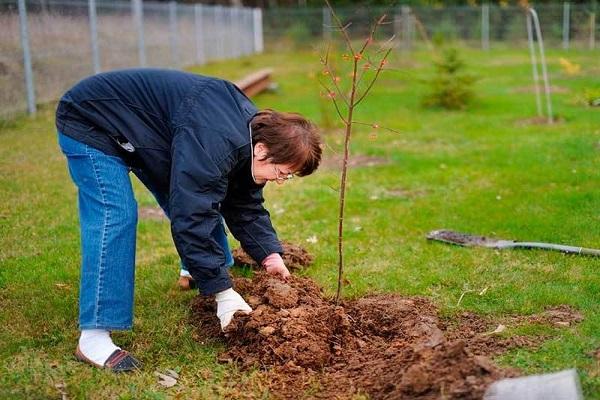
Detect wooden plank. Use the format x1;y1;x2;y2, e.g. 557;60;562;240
234;68;273;98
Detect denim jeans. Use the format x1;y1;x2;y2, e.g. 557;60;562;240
58;132;232;330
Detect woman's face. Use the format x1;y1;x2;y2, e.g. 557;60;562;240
251;142;296;185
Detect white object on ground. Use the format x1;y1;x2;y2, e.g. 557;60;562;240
215;288;252;330
78;329;120;366
484;369;583;400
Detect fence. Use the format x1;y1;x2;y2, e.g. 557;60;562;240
0;0;262;117
1;1;598;118
263;3;598;49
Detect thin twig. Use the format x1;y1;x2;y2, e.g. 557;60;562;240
354;47;393;106
351;121;403;135
317;79;348;124
323;140;342;157
324;0;355;55
456;290;476;308
319;58;350;105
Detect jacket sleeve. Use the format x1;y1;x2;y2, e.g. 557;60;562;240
169;129;231;295
221;175;284;265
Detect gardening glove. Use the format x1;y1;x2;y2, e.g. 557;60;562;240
262;253;290;280
215;288;252;331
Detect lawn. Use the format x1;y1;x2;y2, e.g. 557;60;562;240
1;45;599;399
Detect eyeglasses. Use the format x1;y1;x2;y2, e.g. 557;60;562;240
272;165;294;182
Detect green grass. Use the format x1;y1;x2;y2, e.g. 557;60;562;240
1;45;599;398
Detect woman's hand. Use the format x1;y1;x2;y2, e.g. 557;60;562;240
262;253;290;280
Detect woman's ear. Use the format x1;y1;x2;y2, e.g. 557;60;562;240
254;142;269;160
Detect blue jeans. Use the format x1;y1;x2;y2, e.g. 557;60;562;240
58;132;232;330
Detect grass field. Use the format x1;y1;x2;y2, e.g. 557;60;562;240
1;45;599;399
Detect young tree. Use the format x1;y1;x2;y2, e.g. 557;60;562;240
320;0;393;304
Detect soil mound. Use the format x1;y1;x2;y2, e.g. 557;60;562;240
232;241;314;271
191;274;543;399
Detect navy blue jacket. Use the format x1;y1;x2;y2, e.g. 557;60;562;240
56;68;283;295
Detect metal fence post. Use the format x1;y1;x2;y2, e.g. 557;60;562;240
194;4;204;64
89;0;100;73
253;8;263;53
322;7;331;41
132;0;146;67
482;3;490;50
246;8;253;56
591;12;596;50
562;2;570;49
526;11;542;117
169;1;180;68
215;6;224;60
402;5;411;51
231;7;238;58
17;0;36;114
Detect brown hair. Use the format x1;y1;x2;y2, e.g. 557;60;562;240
250;109;322;177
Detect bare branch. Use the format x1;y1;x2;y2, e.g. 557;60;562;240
319;55;349;105
351;121;403;135
327;184;340;193
358;15;384;55
324;0;355;55
318;79;348;124
354;47;393;106
412;13;434;51
378;34;397;52
323;140;342;157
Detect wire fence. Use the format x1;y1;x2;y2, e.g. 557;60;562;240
263;3;598;49
1;1;598;119
0;0;262;117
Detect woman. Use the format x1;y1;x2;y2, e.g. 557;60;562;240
56;68;322;372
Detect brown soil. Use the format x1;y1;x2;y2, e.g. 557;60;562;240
232;241;314;271
321;154;390;170
515;116;564;126
189;273;583;399
511;85;570;94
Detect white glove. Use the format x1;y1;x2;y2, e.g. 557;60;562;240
215;288;252;331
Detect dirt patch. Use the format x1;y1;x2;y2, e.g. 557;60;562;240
444;312;548;357
511;85;570;94
515;116;564;126
138;206;166;221
382;187;428;200
189;274;584;399
511;304;584;328
321;154;390;170
232;241;314;271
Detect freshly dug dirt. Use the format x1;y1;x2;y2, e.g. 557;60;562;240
232;241;314;271
189;273;582;399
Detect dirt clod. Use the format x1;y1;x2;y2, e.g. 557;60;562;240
264;280;299;308
233;241;314;271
